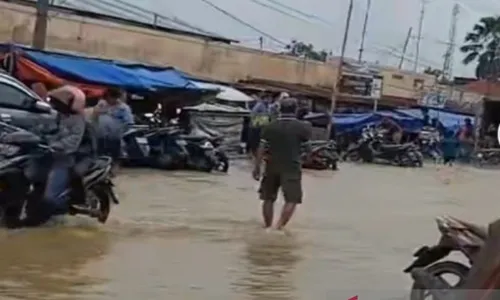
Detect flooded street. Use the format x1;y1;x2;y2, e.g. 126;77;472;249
0;161;499;300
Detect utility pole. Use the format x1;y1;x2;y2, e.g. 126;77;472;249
399;27;413;69
32;0;50;49
326;0;353;139
442;4;459;81
357;0;371;62
414;0;426;72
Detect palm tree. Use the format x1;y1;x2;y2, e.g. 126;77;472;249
460;16;500;79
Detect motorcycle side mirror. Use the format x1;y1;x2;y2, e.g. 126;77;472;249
33;100;52;113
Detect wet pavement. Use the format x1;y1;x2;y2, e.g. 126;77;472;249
0;161;498;300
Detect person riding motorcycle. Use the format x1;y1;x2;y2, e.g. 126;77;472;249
377;117;403;144
22;85;92;227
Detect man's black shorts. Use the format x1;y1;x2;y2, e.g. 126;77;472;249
258;171;302;204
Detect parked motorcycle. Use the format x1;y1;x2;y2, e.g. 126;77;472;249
343;127;423;167
403;215;486;300
0;127;119;228
302;140;339;170
418;126;442;162
174;131;229;173
472;149;500;167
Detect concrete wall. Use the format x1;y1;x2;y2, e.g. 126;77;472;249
378;68;436;100
0;1;435;101
0;1;335;86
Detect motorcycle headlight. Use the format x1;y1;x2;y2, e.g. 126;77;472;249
477;153;483;158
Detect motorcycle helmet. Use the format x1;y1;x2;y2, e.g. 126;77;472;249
48;85;86;114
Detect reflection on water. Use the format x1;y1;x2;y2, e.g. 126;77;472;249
0;227;110;300
236;231;301;300
0;163;498;299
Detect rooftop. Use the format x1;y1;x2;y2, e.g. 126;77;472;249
463;80;500;98
3;0;238;44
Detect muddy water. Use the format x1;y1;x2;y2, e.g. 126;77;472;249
0;162;498;300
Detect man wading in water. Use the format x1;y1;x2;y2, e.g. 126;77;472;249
252;97;312;230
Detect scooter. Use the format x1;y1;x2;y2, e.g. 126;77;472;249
344;127;423;167
418;126;442;162
404;216;487;300
170;130;230;173
0;126;119;228
121;122;188;170
302;140;339;170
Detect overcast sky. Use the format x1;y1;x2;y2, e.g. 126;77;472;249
64;0;500;77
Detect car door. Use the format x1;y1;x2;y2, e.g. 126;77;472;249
0;78;57;132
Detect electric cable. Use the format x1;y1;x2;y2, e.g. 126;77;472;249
197;0;286;46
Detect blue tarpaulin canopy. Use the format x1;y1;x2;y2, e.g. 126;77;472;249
1;44;198;91
320;108;473;134
396;108;474;133
23;50;197;91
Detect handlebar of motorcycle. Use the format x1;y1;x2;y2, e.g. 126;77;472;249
37;144;54;152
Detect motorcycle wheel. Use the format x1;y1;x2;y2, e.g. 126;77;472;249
89;186;111;224
215;151;229;173
330;159;338;170
344;151;361;162
156;154;175;170
410;261;469;300
193;156;213;173
0;204;23;229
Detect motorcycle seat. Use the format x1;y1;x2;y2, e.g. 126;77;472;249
380;143;409;151
441;216;488;240
123;127;149;136
455;218;488;240
180;135;208;141
87;157;112;173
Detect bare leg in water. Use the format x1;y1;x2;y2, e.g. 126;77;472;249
262;201;274;228
276;203;297;230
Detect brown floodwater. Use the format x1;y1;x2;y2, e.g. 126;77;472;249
0;161;498;300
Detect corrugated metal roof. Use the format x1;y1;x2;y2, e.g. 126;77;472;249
18;0;237;43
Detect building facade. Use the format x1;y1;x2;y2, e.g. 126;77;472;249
0;0;436;104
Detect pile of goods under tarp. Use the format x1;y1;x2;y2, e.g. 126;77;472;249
184;103;249;155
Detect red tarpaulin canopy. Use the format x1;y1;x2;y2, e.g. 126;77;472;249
0;52;106;98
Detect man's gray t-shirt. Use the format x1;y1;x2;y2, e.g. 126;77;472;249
261;116;312;174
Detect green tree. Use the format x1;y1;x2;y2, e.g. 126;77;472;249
284;40;329;62
460;16;500;79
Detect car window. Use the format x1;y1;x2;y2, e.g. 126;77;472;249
2;75;41;100
0;82;31;108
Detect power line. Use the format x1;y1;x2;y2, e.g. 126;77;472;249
261;0;333;26
62;0;223;38
197;0;286;46
67;0;149;22
246;0;314;25
104;0;220;37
